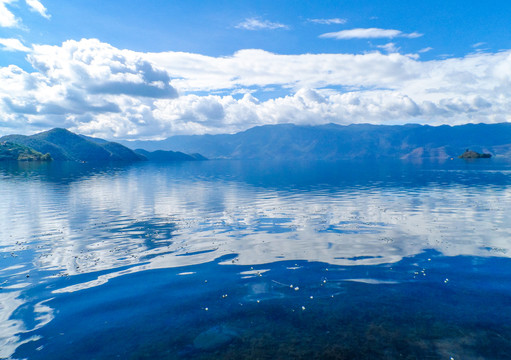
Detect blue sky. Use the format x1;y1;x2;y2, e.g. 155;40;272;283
1;0;511;139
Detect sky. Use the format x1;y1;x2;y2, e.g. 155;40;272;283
1;0;511;140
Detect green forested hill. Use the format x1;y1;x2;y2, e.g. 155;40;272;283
0;128;145;162
0;142;52;161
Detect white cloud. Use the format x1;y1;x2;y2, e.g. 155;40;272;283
472;42;486;48
147;49;418;92
28;39;177;99
0;0;49;28
376;42;400;53
0;39;178;136
25;0;50;19
308;18;346;25
320;28;422;39
235;17;288;30
1;38;511;139
147;87;504;138
0;38;30;51
418;47;433;53
0;0;18;27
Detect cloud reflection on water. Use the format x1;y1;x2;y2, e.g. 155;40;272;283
1;160;511;359
0;161;510;291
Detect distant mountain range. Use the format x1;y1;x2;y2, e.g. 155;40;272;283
0;128;204;163
121;123;511;160
2;123;509;162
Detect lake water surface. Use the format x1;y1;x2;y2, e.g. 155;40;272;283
1;159;511;359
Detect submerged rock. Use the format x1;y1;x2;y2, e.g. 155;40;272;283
193;325;240;351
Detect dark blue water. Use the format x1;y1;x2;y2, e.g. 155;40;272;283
1;159;511;359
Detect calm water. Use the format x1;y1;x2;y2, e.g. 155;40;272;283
1;159;511;359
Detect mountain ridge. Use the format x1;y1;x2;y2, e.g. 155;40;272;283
0;128;207;163
120;122;511;160
134;149;206;162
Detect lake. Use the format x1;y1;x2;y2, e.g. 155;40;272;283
1;159;511;359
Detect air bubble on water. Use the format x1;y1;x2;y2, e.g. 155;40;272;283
294;287;299;291
301;306;306;310
310;296;314;299
204;307;208;311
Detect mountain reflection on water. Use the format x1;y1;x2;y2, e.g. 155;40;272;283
1;159;511;359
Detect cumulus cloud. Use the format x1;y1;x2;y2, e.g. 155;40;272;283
0;38;30;51
0;0;18;27
28;39;177;98
148;88;504;138
0;38;511;139
235;17;288;30
308;18;346;25
0;39;178;136
25;0;50;19
320;28;422;39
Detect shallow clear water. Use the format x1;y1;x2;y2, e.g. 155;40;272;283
1;159;511;359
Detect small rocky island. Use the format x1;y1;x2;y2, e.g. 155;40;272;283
458;149;492;159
